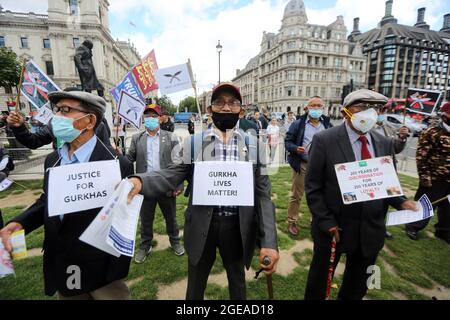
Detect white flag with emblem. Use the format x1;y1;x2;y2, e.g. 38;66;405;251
155;63;193;95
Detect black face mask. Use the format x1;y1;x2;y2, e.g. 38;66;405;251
212;112;240;132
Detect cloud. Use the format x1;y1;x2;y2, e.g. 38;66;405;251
0;0;47;13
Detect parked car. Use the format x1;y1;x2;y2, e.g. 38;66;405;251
385;114;427;137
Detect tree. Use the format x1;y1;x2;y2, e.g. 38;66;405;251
0;48;21;90
155;95;177;115
179;96;198;113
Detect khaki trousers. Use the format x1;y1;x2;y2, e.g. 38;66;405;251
287;162;307;224
58;279;130;300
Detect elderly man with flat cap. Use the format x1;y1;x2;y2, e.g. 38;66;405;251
126;83;279;300
303;89;418;300
0;91;134;300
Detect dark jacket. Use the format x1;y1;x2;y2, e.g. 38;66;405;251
305;124;406;258
188;120;195;135
11;140;134;296
238;118;258;134
285;114;333;172
160;120;174;132
134;131;278;269
11;117;112;150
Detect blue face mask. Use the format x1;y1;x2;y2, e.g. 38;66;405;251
308;109;323;119
377;115;386;123
51;114;89;143
144;117;159;130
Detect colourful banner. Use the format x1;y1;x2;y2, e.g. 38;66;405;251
20;60;61;108
132;49;159;96
110;72;144;103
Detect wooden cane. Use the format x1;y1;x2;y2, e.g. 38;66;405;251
325;236;337;300
431;195;450;206
262;256;274;300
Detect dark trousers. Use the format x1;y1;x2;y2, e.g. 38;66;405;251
139;196;180;250
0;209;3;229
406;181;450;238
186;214;246;300
304;241;377;300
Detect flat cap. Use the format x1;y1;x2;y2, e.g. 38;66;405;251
343;89;388;107
48;91;106;114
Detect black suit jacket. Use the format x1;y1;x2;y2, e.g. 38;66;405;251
11;140;134;296
134;131;278;269
305;123;406;257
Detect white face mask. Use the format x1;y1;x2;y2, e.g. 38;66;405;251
350;108;378;133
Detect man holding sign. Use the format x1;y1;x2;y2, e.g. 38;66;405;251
304;89;417;300
0;91;134;299
127;83;279;300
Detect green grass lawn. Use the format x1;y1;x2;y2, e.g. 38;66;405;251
1;168;449;300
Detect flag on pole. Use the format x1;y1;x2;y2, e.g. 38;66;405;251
132;49;159;96
110;72;144;103
155;62;194;95
20;60;61;109
406;88;442;115
0;178;13;192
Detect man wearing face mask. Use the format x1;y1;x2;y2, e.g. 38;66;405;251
405;103;450;244
0;91;134;299
6;87;112;150
304;89;418;300
284;96;333;236
125;83;279;300
126;104;184;263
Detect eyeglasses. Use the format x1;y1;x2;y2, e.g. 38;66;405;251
211;100;242;111
52;105;87;115
308;104;324;109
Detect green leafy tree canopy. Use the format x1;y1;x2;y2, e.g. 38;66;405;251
178;96;198;113
0;48;21;89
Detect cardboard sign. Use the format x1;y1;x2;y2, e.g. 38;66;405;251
117;90;145;129
192;161;254;206
48;160;121;217
335;156;403;205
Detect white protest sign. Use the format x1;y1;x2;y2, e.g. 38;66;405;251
155;63;193;95
106;180;143;257
335;156;403;205
192;161;254;206
0;178;13;192
386;194;433;226
80;179;143;257
48;160;121;217
34;104;53;125
117;90;145;129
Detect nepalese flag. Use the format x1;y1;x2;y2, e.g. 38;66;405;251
20;60;61;109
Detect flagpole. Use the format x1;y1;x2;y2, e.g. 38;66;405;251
188;59;201;118
15;59;27;112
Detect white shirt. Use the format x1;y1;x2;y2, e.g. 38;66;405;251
146;130;161;172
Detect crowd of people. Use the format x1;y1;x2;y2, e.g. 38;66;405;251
0;83;448;301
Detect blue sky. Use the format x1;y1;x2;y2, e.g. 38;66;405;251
2;0;449;102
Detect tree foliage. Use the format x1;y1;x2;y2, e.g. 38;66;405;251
179;96;198;113
0;48;21;89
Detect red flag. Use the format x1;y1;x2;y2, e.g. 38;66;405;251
132;50;159;95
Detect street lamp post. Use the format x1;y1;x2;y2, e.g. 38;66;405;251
216;40;222;84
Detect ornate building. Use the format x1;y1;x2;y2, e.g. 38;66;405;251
351;0;450;101
0;0;141;112
232;0;366;116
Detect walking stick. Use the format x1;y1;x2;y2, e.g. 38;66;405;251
254;256;274;300
431;195;450;206
325;236;337;300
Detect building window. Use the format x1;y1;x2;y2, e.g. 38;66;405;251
306;87;311;97
287;41;295;49
73;37;80;48
45;61;54;76
43;38;51;49
298;86;303;96
320;87;326;97
0;36;5;47
70;0;78;15
4;86;12;94
20;37;28;48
